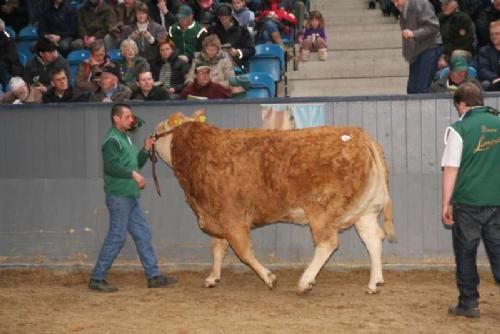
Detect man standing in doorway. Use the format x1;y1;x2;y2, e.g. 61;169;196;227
393;0;442;94
89;103;176;292
441;82;500;318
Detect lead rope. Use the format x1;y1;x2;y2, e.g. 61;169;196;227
149;136;162;197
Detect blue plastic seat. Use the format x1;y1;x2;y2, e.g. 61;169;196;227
249;44;285;82
17;51;28;67
439;66;477;80
107;48;123;62
4;26;16;39
16;25;38;59
245;72;275;98
254;44;285;70
67;49;90;65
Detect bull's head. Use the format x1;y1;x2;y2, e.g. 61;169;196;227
154;110;206;166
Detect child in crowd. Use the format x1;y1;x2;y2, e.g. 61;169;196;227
300;10;327;61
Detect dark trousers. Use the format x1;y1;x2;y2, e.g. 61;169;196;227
407;45;441;94
452;204;500;308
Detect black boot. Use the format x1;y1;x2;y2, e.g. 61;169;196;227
147;275;177;288
88;279;118;293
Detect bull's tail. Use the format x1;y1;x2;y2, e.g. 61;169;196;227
369;140;396;243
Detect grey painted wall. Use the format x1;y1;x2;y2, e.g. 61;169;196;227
1;95;498;267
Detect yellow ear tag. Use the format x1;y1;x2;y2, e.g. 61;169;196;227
197;115;207;123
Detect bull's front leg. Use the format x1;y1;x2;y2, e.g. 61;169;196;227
225;226;277;289
205;237;229;288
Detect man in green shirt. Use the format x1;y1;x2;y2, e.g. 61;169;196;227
89;103;176;292
441;82;500;318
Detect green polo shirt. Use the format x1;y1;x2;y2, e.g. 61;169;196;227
451;106;500;206
102;127;149;198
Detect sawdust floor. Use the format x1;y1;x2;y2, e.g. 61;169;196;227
0;268;499;334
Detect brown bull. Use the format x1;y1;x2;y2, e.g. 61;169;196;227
154;112;395;293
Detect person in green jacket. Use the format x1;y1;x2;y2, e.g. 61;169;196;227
89;103;176;292
441;82;500;318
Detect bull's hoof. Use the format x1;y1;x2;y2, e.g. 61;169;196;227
204;277;220;288
266;273;277;289
365;286;382;295
376;281;385;287
298;279;315;294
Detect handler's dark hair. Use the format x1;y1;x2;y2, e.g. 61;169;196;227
453;82;484;107
111;103;132;123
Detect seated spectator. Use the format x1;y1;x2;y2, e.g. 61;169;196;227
131;70;170;100
439;0;475;59
1;76;43;104
431;55;480;93
300;10;327;61
180;61;242;99
209;3;255;71
116;39;150;89
168;4;208;60
186;34;235;86
0;0;29;33
115;0;139;28
231;0;255;34
145;0;180;30
23;38;70;93
476;0;500;48
75;0;118;50
75;40;113;93
0;19;23;91
38;0;79;56
123;3;168;64
43;67;89;103
151;38;190;96
478;20;500;91
89;64;132;102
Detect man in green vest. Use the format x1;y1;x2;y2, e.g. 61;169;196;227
441;82;500;318
89;103;176;292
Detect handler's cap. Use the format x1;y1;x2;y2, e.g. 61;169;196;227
176;4;193;19
450;55;468;72
195;61;211;72
129;114;145;132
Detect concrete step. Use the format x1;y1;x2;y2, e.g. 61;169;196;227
313;0;380;11
288;56;408;80
331;23;400;32
323;48;403;59
327;30;401;50
286;77;408;97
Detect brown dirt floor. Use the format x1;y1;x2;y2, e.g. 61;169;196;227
0;268;499;334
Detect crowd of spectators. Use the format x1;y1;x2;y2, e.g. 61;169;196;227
1;0;311;104
372;0;500;94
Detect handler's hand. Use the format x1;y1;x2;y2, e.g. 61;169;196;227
144;136;156;151
402;29;414;39
132;171;146;189
442;203;454;226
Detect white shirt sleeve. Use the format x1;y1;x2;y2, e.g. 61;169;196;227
441;127;463;167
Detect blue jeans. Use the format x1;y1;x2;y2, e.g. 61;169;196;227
407;45;441;94
258;20;280;44
452;204;500;309
91;195;161;280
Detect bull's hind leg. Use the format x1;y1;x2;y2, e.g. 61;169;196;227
298;220;338;294
205;237;229;288
355;213;386;294
225;226;277;289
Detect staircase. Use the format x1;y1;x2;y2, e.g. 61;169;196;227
287;0;408;97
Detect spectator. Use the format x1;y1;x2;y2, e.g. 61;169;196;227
116;39;150;89
43;67;89;103
151;38;190;96
208;3;255;71
231;0;255;34
75;0;118;50
180;61;242;99
38;0;79;56
393;0;442;94
131;70;170;100
89;64;132;102
168;4;208;60
456;0;486;22
115;0;139;28
478;20;500;90
0;19;23;91
191;0;217;29
476;0;500;47
439;0;475;59
23;37;70;93
431;55;480;92
123;3;168;64
145;0;180;29
300;10;327;61
75;40;113;94
1;76;42;104
0;0;29;33
186;34;235;87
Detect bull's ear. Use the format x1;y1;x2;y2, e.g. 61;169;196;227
167;112;186;127
192;109;207;123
